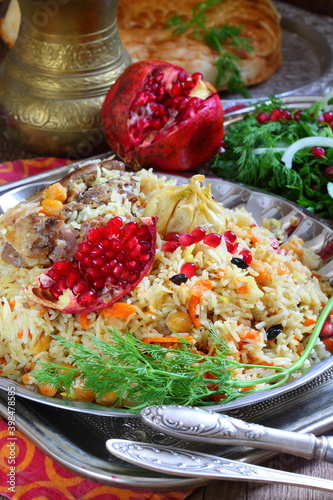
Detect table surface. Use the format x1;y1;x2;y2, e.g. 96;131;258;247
0;1;333;499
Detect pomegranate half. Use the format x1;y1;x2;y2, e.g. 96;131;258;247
101;60;224;171
24;216;157;315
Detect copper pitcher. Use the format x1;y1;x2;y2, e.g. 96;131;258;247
0;0;131;159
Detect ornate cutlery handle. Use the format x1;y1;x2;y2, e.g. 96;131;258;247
106;439;333;492
140;405;333;463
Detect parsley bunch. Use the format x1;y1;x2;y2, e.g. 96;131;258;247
166;0;254;97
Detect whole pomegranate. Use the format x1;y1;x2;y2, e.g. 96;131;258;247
101;60;224;171
25;216;157;315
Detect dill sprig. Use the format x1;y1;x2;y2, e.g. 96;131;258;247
165;0;254;97
34;296;333;412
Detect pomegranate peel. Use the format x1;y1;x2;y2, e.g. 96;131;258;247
24;216;157;315
101;60;224;171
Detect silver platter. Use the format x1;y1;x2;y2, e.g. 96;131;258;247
1;96;333;488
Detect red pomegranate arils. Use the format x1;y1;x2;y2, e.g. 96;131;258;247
203;233;222;248
180;262;197;278
24;217;157;315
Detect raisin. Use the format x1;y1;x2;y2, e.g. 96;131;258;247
231;257;249;269
266;324;283;340
169;273;188;285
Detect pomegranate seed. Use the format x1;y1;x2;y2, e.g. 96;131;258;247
49;285;61;299
240;249;253;265
191;72;203;82
52;260;72;274
86;227;103;244
180;262;197;278
128;272;139;284
46;268;61;281
92;278;105;290
77;290;96;307
191;227;206;242
116;250;126;262
90;245;104;258
317;114;325;123
92;257;106;268
165;233;180;242
325;166;333;178
72;281;89;295
126;260;137;270
293;110;304;121
311;147;326;158
107;217;123;233
256;112;269;124
55;277;67;293
281;109;292;120
122;221;138;238
112;264;123;278
162;241;179;253
171;81;183;97
141;253;151;262
86;267;101;280
320;320;333;337
179;233;195;246
203;233;222;248
269;107;283;121
79;241;92;254
223;231;237;243
110;239;122;252
323;111;333;123
311;184;318;191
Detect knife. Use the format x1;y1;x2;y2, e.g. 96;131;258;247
106;439;333;492
140;405;333;462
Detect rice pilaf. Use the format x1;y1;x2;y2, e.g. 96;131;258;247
0;164;331;406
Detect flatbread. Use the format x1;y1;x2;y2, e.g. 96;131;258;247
118;0;282;89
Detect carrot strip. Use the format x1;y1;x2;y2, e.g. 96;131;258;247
98;302;137;318
302;318;316;327
236;285;248;294
79;313;89;329
188;279;213;328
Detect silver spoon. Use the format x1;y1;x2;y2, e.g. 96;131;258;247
140;405;333;463
106;439;333;492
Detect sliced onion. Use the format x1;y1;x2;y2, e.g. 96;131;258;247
281;137;333;169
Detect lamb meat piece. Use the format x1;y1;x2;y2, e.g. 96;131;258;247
0;158;131;268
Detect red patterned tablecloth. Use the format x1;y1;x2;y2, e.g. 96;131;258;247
0;157;194;500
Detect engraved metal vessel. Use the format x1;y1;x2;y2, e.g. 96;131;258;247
0;0;131;159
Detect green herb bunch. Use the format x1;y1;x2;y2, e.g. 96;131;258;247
211;97;333;220
166;0;254;97
34;297;333;413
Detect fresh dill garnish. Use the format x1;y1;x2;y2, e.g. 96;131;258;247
165;0;254;97
211;97;333;220
34;297;333;412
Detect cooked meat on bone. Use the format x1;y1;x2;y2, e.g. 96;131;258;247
0;159;135;268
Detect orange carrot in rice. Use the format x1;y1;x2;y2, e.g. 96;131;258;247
38;383;57;397
98;302;137;318
302;318;316;327
79;313;89;329
236;285;248;294
188;279;213;328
